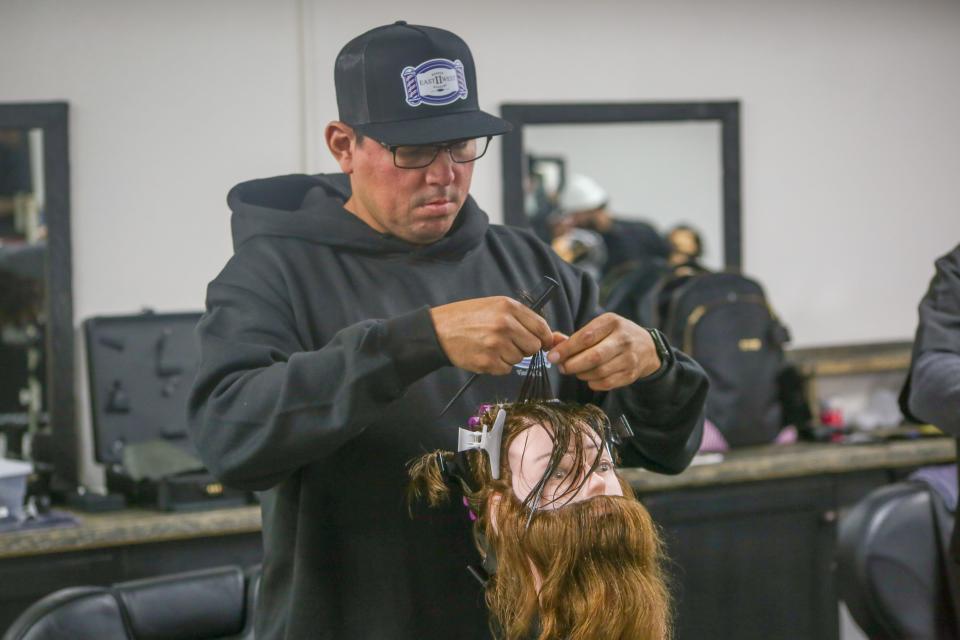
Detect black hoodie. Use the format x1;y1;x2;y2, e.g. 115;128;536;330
188;173;708;640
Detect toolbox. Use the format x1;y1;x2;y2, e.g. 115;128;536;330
83;310;251;511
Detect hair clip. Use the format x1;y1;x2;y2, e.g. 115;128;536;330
436;450;477;491
607;414;635;447
457;407;506;480
466;403;494;429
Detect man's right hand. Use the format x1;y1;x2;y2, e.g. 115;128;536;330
429;296;555;375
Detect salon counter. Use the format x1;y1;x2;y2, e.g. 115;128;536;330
620;436;956;493
5;440;946;557
0;505;261;559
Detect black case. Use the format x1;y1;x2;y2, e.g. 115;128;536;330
83;310;250;511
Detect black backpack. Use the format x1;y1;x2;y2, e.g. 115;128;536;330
658;271;793;447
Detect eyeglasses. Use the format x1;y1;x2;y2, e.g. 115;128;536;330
377;136;491;169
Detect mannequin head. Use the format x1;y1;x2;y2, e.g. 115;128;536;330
408;402;671;640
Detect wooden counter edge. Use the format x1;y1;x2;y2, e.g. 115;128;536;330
0;505;262;560
622;438;957;494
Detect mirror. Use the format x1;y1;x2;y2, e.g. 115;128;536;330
0;103;75;489
500;102;741;271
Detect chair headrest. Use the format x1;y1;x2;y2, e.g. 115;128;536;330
117;566;246;640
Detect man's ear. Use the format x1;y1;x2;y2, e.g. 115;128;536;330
325;121;356;174
488;491;503;535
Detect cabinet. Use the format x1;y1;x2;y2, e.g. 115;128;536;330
643;476;840;639
625;441;950;640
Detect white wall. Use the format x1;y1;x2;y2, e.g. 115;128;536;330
2;2;960;484
0;0;304;320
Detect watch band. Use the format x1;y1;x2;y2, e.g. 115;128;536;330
644;327;673;378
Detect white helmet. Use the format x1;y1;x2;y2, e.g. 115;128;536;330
559;174;608;215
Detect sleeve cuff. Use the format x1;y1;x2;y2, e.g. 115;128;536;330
629;348;680;401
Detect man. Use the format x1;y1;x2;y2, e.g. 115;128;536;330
188;22;707;639
408;402;671;640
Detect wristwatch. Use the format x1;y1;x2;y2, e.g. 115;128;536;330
644;327;673;379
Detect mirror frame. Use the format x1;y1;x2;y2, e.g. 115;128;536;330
0;102;76;488
499;101;742;269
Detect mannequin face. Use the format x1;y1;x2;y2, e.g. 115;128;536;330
507;422;623;510
485;411;669;640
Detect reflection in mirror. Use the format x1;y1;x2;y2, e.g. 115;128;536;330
0;102;73;493
0;127;47;459
524;121;723;271
500;102;742;286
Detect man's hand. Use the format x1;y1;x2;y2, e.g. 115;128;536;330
547;313;661;391
430;297;554;375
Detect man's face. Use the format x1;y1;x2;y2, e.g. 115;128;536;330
345;134;474;245
507;421;623;510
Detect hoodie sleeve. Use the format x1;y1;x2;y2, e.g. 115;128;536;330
187;257;449;491
905;245;960;435
557;262;708;475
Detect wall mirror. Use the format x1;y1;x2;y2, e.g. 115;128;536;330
500;102;742;271
0;102;75;489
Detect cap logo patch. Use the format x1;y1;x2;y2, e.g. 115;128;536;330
402;58;468;107
513;351;553;376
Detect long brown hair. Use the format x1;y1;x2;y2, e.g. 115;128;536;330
407;402;671;640
493;491;670;639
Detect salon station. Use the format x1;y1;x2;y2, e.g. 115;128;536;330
2;4;960;640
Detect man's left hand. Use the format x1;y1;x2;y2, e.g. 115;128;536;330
546;313;661;391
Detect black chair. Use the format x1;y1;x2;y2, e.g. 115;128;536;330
837;481;957;640
3;565;260;640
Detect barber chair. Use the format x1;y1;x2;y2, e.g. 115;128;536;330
2;565;260;640
837;481;957;640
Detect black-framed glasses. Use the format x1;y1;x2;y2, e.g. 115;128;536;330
378;136;492;169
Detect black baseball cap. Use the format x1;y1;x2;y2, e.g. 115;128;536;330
334;21;512;146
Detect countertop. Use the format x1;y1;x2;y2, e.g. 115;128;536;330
621;437;955;493
1;437;953;559
0;504;261;559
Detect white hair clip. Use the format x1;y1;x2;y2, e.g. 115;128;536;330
457;407;506;480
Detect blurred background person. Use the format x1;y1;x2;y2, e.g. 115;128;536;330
550;227;608;283
556;173;670;281
666;223;709;275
